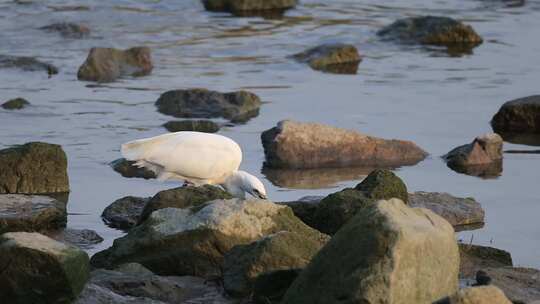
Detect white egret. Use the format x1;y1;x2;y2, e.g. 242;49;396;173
121;131;267;199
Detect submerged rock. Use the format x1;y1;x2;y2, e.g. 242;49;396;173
0;232;90;304
253;269;301;304
91;199;326;278
155;88;261;122
444;133;503;178
435;286;512;304
1;97;30;110
40;22;90;38
202;0;297;16
282;199;459;304
111;158;156;179
0;194;67;233
102;196;150;230
458;244;512;278
0;54;58;75
482;267;540;303
223;231;328;297
0;142;70;194
263;166;374;189
409;192;485;230
45;228;104;250
378;16;483;49
77;47;153;82
261;120;428;169
138;185;232;224
292;43;361;74
163;120;220;133
492;95;540;134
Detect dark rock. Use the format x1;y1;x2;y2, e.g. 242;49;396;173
223;231;329;297
278;196;323;228
261;120;428;169
377;16;483;49
474;270;492;286
482;267;540;303
48;5;91;12
492;95;540;134
282;199;459;304
0;54;58;75
409;192;485;231
111;158;156;179
77;47;153;82
202;0;297;17
45;228;104;250
292;43;361;74
0;142;70;194
0;232;90;304
253;269;301;304
91;199;327;278
40;22;90;39
0;194;67;233
163;120;220;133
355;169;409;203
102;196;149;230
139;185;232;224
155;88;261;122
458;244;512;279
444;133;503;178
1;98;30;110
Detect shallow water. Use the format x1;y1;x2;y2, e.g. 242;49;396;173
0;0;539;266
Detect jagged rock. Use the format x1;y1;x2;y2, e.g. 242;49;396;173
444;133;503;178
0;54;58;75
40;22;90;38
111;158;157;179
292;43;361;74
102;196;150;230
0;194;66;233
253;269;301;304
492;95;540;134
163;120;220;133
77;47;153;82
1;98;30;110
434;286;512;304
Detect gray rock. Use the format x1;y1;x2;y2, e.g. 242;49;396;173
40;22;90;38
261;120;428;169
282;199;459;304
77;47;153;82
253;269;301;304
483;267;540;303
0;54;58;75
1;98;30;110
292;43;361;74
111;158;157;179
202;0;297;16
0;142;70;194
163;120;220;133
409;192;485;231
0;194;67;233
155;88;261;123
492;95;540;134
102;196;150;230
0;232;90;304
444;133;503;178
45;228;104;250
76;284;166;304
458;244;512;279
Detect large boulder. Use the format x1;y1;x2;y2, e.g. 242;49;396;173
0;194;67;233
253;269;301;304
0;142;70;194
409;192;485;231
1;97;30;110
444;133;503;178
292;43;361;74
377;16;483;48
282;199;459;304
162;120;220;133
223;231;329;297
111;158;156;179
202;0;297;16
102;196;150;230
0;54;58;75
40;22;90;39
91;199;327;278
155;88;261;123
0;232;90;304
435;286;512;304
492;95;540;134
138;185;232;223
482;267;540;303
458;244;512;278
261;120;427;169
77;47;153;82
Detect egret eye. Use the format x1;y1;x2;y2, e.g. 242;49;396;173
253;189;260;194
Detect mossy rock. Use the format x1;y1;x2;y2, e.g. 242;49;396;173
355;169;408;203
1;98;30;110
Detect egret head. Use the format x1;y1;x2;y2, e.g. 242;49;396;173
223;170;267;200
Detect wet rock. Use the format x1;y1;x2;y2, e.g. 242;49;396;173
278;196;323;228
492;95;540;134
0;142;70;194
482;267;540;303
0;194;67;233
77;47;153;82
444;133;503;178
102;196;150;230
261;120;428;169
282;199;459;304
40;22;90;39
0;232;90;304
1;97;30;110
111;158;157;179
458;244;512;279
435;286;512;304
292;43;361;74
377;16;483;49
163;120;220;133
202;0;297;16
223;231;329;297
45;228;104;250
0;54;58;75
409;192;485;231
76;284;166;304
155;88;261;122
253;269;301;304
91;199;326;278
139;185;232;224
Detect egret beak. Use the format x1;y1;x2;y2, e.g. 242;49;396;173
258;193;267;200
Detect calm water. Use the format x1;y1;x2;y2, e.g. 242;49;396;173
0;0;539;267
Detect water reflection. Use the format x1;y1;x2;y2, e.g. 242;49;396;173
446;160;503;179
